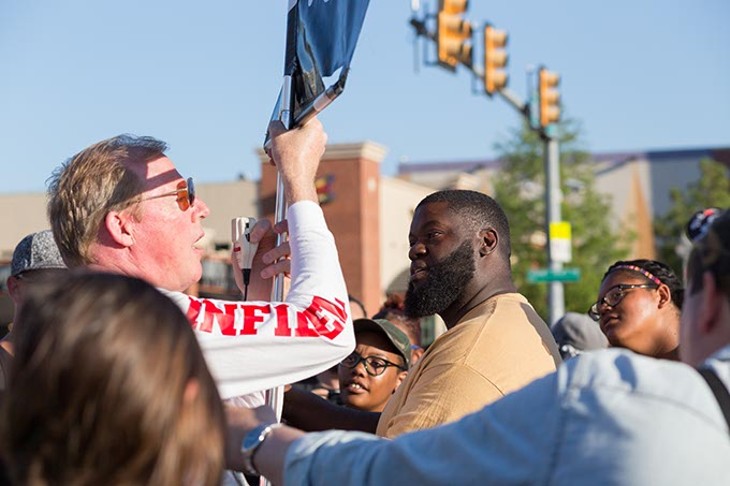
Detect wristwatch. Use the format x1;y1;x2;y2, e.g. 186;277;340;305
241;423;282;475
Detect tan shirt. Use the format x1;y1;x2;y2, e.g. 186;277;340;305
376;293;561;438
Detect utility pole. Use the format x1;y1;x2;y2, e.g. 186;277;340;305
544;134;564;324
538;67;564;324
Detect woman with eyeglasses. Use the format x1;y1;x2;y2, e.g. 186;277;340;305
589;259;683;360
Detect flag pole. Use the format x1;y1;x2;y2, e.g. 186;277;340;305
264;73;292;431
262;5;298;478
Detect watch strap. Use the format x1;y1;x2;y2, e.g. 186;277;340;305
241;423;282;476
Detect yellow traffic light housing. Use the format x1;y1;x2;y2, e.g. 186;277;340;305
437;0;472;70
483;24;508;95
538;67;561;127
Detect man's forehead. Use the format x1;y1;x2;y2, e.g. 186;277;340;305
124;155;183;190
413;201;454;219
412;201;456;225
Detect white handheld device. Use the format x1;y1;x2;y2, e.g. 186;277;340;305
231;217;258;299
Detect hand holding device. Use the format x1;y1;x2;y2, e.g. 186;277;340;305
231;217;258;300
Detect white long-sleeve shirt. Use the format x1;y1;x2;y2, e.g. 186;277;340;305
162;201;354;399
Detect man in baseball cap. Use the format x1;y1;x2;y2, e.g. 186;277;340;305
3;230;66;357
337;318;411;413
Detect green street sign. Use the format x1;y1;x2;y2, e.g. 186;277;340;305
526;268;581;283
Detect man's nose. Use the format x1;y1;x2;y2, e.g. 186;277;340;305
194;197;211;219
408;241;426;261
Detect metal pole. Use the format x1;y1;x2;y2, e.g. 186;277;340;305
544;134;564;325
260;79;293;485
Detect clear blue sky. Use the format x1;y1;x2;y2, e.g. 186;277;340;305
1;0;728;193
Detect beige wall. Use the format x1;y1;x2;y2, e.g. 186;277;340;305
0;192;51;260
594;158;655;259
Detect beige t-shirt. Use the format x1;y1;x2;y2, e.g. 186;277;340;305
376;293;561;438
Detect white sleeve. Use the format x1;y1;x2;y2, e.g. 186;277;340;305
161;201;354;399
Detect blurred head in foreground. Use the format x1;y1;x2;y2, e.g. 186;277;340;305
1;272;224;485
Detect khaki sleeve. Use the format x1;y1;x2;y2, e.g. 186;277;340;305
379;363;504;438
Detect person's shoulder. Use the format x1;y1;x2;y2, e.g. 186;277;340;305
560;348;695;394
489;292;543;321
470;292;551;341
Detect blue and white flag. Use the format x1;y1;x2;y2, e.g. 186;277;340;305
271;0;370;129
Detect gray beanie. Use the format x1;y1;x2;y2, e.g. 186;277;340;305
10;230;66;277
551;312;608;359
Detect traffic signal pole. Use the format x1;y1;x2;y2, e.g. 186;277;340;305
544;134;565;325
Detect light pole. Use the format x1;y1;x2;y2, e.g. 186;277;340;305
544;133;565;324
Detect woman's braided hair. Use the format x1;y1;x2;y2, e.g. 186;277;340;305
602;259;684;310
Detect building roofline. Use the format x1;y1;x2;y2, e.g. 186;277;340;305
398;145;730;174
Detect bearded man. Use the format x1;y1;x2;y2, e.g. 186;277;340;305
283;190;561;438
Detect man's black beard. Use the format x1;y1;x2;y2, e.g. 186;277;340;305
404;240;476;318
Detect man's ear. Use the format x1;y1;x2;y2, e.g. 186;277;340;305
104;210;136;247
6;276;21;304
479;228;498;256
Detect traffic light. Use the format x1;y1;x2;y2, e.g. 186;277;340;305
436;0;472;70
538;67;561;127
483;24;508;95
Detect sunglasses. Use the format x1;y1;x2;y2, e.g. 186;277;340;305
140;177;195;211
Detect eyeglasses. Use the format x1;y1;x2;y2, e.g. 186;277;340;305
140;177;195;211
588;283;658;321
340;352;406;377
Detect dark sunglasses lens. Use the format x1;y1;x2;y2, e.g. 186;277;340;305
187;178;195;206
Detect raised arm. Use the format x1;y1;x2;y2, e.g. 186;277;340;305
164;119;355;399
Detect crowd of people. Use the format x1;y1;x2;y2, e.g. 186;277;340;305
0;118;727;485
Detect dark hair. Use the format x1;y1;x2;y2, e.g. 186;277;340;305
2;271;224;485
418;190;511;256
602;259;684;310
686;210;730;297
